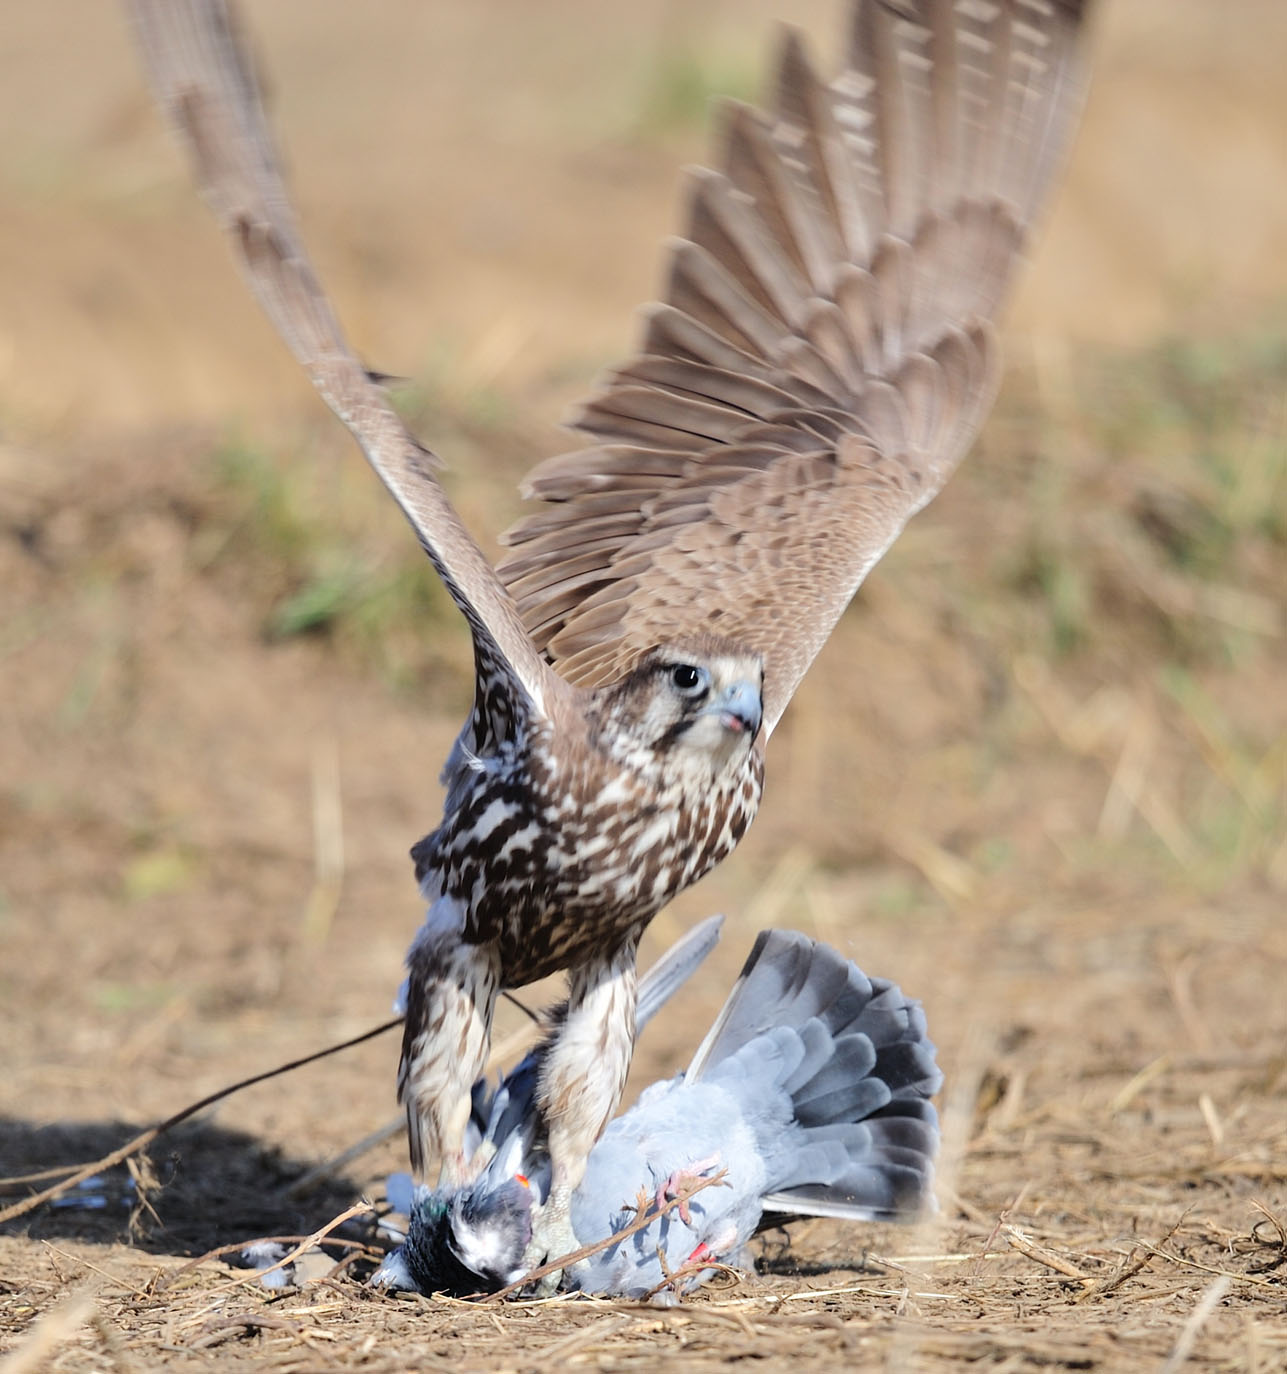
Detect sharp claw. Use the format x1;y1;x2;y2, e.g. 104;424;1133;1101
519;1199;581;1295
654;1181;691;1225
530;1267;563;1298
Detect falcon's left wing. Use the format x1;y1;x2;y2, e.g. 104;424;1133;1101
129;0;563;732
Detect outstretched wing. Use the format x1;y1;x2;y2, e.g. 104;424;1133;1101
129;0;561;733
499;0;1090;734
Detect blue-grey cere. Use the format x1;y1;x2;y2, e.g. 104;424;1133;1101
376;926;941;1299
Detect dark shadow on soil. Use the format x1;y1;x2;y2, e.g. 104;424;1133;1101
0;1117;365;1257
752;1221;894;1280
755;1252;887;1279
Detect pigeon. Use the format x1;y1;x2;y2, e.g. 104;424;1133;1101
379;928;941;1299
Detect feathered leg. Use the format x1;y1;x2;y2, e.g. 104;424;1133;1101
398;914;501;1189
524;937;640;1280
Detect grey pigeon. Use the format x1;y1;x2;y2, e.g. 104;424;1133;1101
378;928;940;1299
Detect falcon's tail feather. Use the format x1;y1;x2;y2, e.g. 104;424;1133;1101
635;913;726;1031
689;929;942;1222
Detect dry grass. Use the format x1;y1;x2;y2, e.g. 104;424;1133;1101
3;1;1287;1369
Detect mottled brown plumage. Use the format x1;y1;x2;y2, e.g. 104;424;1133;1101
130;0;1090;1275
409;644;763;985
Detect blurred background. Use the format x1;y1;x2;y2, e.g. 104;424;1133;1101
2;0;1285;1283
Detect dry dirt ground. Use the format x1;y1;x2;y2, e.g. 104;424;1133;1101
3;2;1287;1370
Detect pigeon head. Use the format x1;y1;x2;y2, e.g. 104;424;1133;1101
400;1176;534;1296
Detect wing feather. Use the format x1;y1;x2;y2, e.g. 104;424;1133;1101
499;0;1090;731
129;0;561;731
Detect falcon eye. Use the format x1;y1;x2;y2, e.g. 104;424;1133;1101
669;663;708;696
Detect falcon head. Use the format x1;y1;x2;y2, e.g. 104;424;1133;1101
595;640;764;781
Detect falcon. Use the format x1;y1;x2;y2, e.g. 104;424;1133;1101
130;0;1090;1272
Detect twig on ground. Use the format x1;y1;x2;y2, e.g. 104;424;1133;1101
39;1241;152;1299
161;1200;371;1293
1070;1246;1156;1305
525;1314;633;1367
155;1230;380;1287
0;1019;400;1225
1002;1225;1095;1286
320;1248;372;1284
1249;1199;1287;1252
644;1252;742;1303
0;1164;88;1191
187;1313;303;1352
1072;1212;1186;1304
1160;1275;1232;1374
779;1282;918;1303
0;1291;96;1374
1138;1241;1280;1290
1108;1054;1172;1114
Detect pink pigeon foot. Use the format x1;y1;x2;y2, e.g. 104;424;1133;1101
654;1153;722;1225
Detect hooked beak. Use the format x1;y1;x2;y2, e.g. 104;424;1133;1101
705;679;762;740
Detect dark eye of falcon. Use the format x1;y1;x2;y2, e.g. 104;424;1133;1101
669;664;708;696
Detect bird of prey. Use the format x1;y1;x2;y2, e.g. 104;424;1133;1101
378;928;942;1300
130;0;1089;1271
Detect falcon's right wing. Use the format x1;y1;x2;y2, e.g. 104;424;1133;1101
500;0;1091;736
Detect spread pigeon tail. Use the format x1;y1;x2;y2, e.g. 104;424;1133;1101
693;928;942;1223
567;930;941;1298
